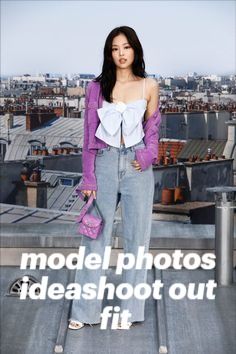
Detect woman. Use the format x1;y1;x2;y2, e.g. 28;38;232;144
69;26;161;330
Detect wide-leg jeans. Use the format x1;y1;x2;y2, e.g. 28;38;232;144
70;139;154;324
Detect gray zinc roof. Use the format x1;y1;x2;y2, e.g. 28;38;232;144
0;115;84;161
178;139;227;159
40;170;83;212
1;265;236;354
0;203;79;224
0;235;235;354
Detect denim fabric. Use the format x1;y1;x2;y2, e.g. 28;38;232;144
70;139;154;324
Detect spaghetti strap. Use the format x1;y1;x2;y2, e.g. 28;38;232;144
142;78;146;99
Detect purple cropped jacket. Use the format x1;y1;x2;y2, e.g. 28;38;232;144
77;80;162;191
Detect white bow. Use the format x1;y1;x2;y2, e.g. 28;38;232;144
97;101;146;137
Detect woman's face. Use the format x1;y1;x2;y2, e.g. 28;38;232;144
111;33;135;69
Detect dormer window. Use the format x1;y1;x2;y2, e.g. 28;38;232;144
28;139;42;155
59;177;79;187
59;141;77;154
59;141;75;148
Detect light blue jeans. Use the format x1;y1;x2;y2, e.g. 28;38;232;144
70;139;154;324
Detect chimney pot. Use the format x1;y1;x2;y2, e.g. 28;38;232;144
5;113;14;129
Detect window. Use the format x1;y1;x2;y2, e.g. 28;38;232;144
30;144;42;155
59;177;79;187
28;139;42;155
59;141;75;148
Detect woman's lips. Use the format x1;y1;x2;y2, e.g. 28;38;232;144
119;59;127;63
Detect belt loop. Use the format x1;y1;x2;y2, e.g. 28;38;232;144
130;145;134;152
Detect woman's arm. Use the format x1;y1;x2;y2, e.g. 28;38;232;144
76;83;98;194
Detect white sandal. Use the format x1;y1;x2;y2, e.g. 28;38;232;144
68;319;85;330
116;321;132;330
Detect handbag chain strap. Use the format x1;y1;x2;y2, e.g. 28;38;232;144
76;191;102;223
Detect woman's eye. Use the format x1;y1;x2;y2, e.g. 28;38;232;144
112;46;130;51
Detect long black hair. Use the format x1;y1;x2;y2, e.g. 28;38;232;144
94;26;147;102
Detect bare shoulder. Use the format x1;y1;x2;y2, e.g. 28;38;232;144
146;77;158;87
146;77;159;90
145;78;159;101
146;78;159;99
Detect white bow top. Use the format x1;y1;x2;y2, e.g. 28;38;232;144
95;78;147;148
95;99;147;148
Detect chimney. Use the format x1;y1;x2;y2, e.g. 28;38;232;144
223;112;236;167
5;113;14;129
13;180;49;208
26;110;57;131
24;181;48;208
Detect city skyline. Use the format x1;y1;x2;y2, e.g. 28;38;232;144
1;1;235;77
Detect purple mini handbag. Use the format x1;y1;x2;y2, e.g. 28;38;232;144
75;191;103;239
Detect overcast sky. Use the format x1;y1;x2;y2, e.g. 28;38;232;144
1;0;235;77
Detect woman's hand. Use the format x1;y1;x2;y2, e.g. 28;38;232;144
131;160;142;171
81;190;97;199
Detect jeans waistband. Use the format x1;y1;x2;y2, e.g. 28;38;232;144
109;139;145;152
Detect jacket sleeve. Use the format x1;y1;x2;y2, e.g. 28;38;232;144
76;83;98;192
135;108;162;171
